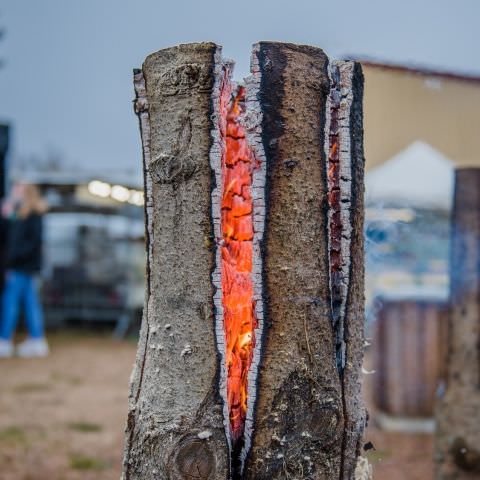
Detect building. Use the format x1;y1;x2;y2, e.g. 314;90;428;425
355;60;480;304
359;59;480;171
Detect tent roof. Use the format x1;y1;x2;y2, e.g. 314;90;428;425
365;140;454;210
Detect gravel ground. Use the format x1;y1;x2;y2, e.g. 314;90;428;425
0;333;433;479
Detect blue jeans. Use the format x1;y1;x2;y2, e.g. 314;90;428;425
0;270;45;340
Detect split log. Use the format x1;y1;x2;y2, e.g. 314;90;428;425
435;168;480;478
244;43;367;479
123;43;229;480
123;41;367;480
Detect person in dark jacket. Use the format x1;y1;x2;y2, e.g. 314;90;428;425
0;182;48;358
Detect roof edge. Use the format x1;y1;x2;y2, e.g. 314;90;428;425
343;56;480;84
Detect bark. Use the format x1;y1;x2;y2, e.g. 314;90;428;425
123;43;229;480
123;42;366;480
435;169;480;479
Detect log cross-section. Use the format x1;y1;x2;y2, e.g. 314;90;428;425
123;41;367;480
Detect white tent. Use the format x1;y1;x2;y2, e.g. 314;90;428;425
366;140;454;210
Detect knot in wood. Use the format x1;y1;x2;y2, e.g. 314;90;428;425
283;158;298;170
307;403;342;447
450;437;480;472
151;154;196;185
157;63;213;96
274;373;343;450
174;438;215;479
134;97;148;114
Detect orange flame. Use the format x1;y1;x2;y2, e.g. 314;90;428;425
220;82;257;444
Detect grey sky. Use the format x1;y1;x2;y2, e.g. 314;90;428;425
0;0;479;183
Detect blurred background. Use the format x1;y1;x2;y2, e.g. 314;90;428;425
0;1;479;479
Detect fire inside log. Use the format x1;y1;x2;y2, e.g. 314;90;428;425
123;42;367;480
220;83;256;446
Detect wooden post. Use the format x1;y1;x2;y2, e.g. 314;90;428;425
435;169;480;478
244;43;367;480
372;299;448;418
123;44;230;480
123;42;367;480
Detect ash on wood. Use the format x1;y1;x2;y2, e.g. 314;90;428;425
123;41;367;480
435;169;480;479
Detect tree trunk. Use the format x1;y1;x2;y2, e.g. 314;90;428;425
244;43;367;479
123;42;367;480
123;43;230;480
435;168;480;479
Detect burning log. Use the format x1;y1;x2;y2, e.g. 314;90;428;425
123;42;367;480
435;169;480;478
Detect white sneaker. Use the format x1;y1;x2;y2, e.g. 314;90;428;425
16;338;49;358
0;339;14;358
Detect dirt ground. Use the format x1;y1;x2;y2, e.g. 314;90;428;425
0;333;135;480
0;333;433;479
362;356;435;480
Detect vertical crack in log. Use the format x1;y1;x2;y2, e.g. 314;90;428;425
133;71;154;318
326;62;344;373
326;61;364;480
339;62;367;480
210;51;232;463
222;83;256;472
210;54;266;478
243;43;267;473
326;62;353;376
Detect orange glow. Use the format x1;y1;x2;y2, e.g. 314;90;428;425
328;86;343;323
220;82;257;444
328;130;341;274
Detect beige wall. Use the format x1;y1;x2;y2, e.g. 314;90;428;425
362;65;480;171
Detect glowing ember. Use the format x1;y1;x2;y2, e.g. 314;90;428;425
219;81;257;444
328;117;342;284
327;66;346;372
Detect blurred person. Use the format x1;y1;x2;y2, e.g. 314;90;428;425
0;182;48;358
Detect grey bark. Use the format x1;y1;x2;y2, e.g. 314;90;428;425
123;43;229;480
123;42;366;480
435;168;480;479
